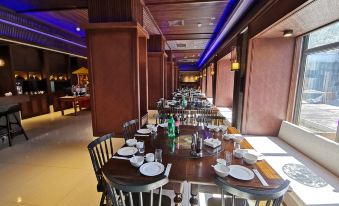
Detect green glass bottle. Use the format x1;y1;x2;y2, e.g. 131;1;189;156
167;115;176;139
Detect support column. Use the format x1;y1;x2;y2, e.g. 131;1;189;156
147;35;166;109
86;0;148;136
166;51;174;99
206;66;213;98
212;59;218;105
215;59;234;107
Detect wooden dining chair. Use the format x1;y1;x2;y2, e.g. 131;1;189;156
102;172;171;206
122;119;139;140
210;177;290;206
88;133;116;206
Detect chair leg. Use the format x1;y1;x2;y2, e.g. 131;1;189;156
100;192;105;206
13;113;29;141
6;116;12;147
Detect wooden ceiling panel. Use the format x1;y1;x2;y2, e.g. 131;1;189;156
258;0;339;38
147;1;227;36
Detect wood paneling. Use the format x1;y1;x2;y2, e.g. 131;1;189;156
139;36;148;118
206;67;213;98
10;45;42;71
242;38;295;136
258;0;339;38
166;61;174;98
148;52;165;109
148;35;165;52
87;25;140;136
0;46;15;95
215;58;234;107
88;0;143;24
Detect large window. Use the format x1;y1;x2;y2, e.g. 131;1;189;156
295;21;339;142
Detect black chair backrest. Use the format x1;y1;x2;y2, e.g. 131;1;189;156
215;177;290;206
88;133;115;185
103;171;169;206
122;119;139;140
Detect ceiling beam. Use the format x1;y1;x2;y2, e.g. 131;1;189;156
0;0;88;13
145;0;228;6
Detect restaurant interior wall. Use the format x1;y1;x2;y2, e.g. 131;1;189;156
242;37;296;136
206;67;213;98
147;35;166;110
215;57;234;107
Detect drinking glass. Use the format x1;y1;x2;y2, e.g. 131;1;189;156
136;141;145;154
225;151;232;166
155;149;162;163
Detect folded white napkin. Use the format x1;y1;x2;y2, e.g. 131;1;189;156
204;138;221;148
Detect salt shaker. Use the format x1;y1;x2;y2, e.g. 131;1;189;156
191;134;197;156
196;136;203;157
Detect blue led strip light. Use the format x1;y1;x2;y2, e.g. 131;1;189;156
0;18;86;48
197;0;254;68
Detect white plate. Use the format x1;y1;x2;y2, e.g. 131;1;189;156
158;123;168;128
139;162;165;176
137;129;151;134
229;165;255;181
117;147;138;156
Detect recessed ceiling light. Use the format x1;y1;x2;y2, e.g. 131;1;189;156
209;22;214;26
211;16;216;20
197;23;202;27
76;27;81;32
283;29;293;37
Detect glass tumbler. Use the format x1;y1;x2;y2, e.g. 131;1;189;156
155;149;162;163
136;141;145;154
225;151;232;166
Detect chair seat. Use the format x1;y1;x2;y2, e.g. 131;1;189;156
207;196;249;206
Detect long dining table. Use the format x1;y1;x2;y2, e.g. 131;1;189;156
102;125;284;206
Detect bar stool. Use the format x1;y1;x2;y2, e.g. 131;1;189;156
0;104;28;146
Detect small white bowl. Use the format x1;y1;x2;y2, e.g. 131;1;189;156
126;138;137;147
129;156;144;167
243;153;258;165
232;134;244;143
223;134;231;140
212;164;230;178
145;153;155;162
233;149;243;159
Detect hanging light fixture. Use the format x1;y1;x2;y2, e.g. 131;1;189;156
230;46;240;71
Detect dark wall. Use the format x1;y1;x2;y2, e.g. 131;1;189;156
0;46;15;95
11;45;42;71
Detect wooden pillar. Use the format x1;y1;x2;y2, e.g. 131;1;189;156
86;0;148;136
215;58;234;107
166;51;174;99
147;35;166;109
139;36;148;126
206;66;213;98
212;59;218;105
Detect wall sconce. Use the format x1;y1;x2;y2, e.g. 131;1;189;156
0;58;5;67
210;69;215;76
231;62;240;71
230;46;240;71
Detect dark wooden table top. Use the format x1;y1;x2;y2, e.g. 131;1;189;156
102;125;283;189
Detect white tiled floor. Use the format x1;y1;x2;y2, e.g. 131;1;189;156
0;109;124;206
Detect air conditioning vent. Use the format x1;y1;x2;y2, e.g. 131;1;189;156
168;20;184;27
176;43;186;48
